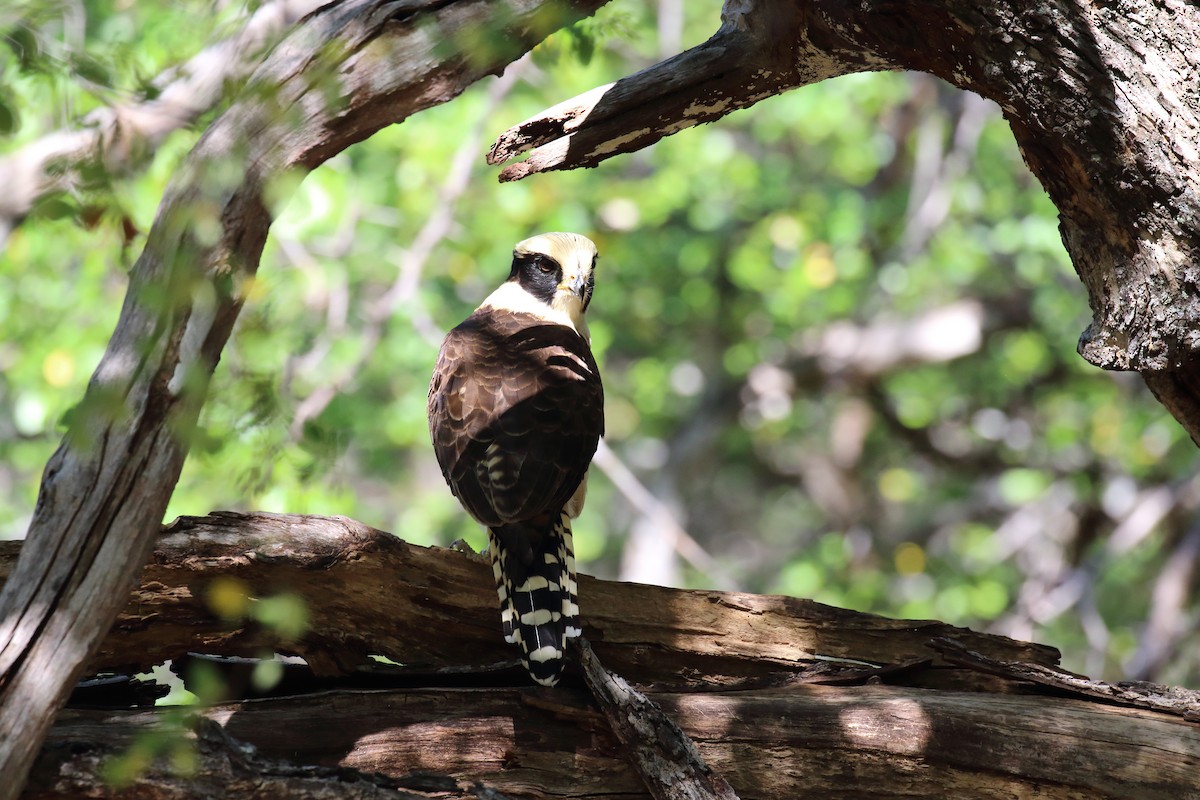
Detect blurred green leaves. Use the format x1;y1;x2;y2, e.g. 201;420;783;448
206;577;309;644
101;716;198;789
0;0;1197;687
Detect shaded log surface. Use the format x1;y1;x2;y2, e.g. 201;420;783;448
30;683;1200;799
29;715;469;800
5;512;1200;799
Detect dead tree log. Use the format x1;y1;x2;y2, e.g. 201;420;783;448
0;1;608;795
7;512;1200;799
29;685;1200;800
488;0;1200;445
0;511;1058;684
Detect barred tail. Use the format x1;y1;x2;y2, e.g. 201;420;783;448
488;513;581;686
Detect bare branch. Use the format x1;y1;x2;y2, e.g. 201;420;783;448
575;637;740;800
900;87;994;259
797;301;985;379
1126;520;1200;680
485;3;865;178
933;637;1200;721
0;0;326;247
487;0;1200;441
593;439;740;591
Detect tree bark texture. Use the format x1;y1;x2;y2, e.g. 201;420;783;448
488;0;1200;444
0;1;608;796
30;715;472;800
0;512;1058;684
7;513;1200;800
29;685;1200;800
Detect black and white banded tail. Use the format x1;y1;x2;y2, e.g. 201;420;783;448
488;513;581;686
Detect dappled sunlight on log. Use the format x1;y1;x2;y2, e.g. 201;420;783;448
838;697;932;756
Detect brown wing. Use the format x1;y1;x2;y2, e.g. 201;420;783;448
427;309;604;527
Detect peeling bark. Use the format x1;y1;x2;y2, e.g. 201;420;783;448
7;514;1200;798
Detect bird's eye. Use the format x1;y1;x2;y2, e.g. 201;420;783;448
536;258;555;273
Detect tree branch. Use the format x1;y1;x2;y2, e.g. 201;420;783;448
0;0;327;247
288;56;531;438
487;0;1200;442
486;3;833;180
0;511;1059;686
575;637;739;800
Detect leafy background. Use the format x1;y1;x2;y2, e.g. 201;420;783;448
2;0;1198;686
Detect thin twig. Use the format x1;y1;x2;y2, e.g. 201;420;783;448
593;439;741;591
900;86;991;258
0;0;325;247
1126;520;1200;680
287;60;529;437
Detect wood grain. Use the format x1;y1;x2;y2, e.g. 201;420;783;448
30;683;1200;799
0;511;1060;687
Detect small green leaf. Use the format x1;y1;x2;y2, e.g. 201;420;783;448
30;194;79;221
252;593;309;641
570;28;594;65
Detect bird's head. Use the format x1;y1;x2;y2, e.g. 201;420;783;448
508;232;598;323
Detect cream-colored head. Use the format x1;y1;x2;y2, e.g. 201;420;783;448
481;232;599;337
514;232;597;314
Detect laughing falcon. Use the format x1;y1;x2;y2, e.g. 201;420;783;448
428;232;604;686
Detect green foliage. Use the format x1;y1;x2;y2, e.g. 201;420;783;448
1;0;1198;688
531;6;636;67
100;712;198;789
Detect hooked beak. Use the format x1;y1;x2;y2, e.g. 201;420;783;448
558;271;587;297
